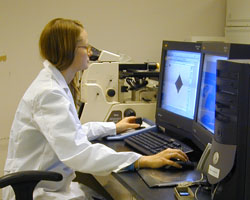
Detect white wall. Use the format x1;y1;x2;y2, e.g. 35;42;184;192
0;0;225;187
225;0;250;44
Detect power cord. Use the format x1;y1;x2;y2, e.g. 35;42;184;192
177;173;204;187
194;185;202;200
177;173;212;200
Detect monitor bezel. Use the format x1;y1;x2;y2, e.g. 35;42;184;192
156;40;203;140
193;42;250;150
192;42;231;150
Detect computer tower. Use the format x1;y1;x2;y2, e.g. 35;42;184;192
246;94;250;200
205;59;250;200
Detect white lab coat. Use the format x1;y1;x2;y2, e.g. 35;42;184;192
3;60;141;200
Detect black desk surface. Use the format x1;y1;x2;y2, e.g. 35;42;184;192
100;139;211;200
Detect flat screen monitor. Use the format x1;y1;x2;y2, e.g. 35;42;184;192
161;50;200;119
193;42;250;150
156;41;202;138
197;54;227;134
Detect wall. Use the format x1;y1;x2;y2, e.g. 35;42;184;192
225;0;250;44
0;0;225;197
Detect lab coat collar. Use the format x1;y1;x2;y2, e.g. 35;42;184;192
43;60;76;106
43;60;69;91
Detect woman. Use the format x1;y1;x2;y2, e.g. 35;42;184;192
3;18;188;200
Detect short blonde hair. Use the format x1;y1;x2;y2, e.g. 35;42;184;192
39;18;84;71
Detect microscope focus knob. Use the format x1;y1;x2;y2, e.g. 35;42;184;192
107;89;116;97
124;108;136;117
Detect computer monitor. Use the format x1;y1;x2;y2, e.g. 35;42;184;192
197;54;227;134
156;41;202;139
192;42;250;150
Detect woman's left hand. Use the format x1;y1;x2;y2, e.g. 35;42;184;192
116;116;141;134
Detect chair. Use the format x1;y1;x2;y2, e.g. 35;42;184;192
0;170;62;200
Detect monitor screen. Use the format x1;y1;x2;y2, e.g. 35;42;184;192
156;41;202;141
161;50;201;119
197;54;227;134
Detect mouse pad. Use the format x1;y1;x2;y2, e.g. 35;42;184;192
137;168;202;187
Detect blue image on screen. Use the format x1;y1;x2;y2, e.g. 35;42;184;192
161;50;201;119
197;54;227;134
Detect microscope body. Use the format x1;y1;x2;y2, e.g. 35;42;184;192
79;57;158;123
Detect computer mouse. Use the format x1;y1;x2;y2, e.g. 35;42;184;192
135;117;142;125
177;160;197;170
135;126;145;130
164;161;197;170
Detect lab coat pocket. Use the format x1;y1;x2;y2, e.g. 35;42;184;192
37;161;75;192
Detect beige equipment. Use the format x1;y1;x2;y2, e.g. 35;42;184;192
79;48;159;123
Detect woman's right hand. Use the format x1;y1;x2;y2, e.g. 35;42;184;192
134;148;189;169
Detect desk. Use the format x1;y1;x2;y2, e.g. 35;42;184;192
99;139;211;200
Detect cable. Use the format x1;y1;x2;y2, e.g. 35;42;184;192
194;185;202;200
211;183;220;200
177;173;204;187
177;173;213;200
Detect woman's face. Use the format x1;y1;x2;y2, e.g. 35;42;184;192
71;29;90;71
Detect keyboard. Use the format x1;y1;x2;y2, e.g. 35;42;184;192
124;131;193;155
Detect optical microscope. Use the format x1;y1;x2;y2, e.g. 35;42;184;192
79;47;159;123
